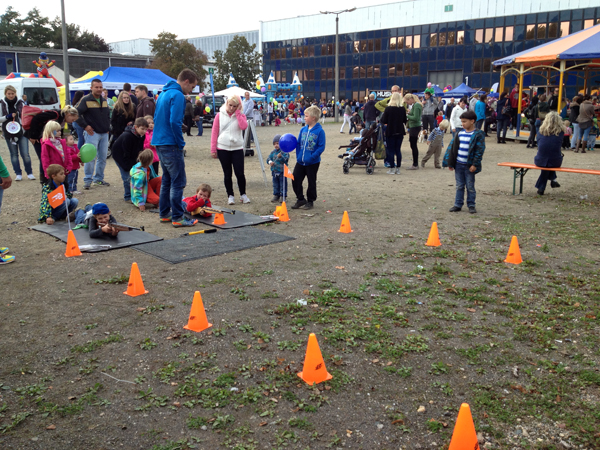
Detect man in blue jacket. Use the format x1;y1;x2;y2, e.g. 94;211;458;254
151;69;198;227
291;105;326;210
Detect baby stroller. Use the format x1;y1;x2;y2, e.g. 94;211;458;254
339;123;379;175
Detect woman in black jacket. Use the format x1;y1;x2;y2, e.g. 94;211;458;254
568;96;581;150
111;117;148;202
495;92;510;144
110;92;135;143
0;85;33;181
526;96;539;148
380;92;407;175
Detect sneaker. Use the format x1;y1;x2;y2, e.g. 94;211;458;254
0;254;15;265
172;217;198;228
271;195;281;203
406;165;419;170
240;194;251;204
395;168;400;174
72;190;83;195
386;168;395;174
384;161;391;168
94;180;110;187
581;149;587;154
421;161;426;168
449;206;461;212
84;183;91;190
468;206;477;214
27;174;36;180
302;201;314;210
228;195;235;205
550;181;561;188
160;217;172;223
0;247;9;256
15;175;22;181
435;166;442;169
291;199;307;209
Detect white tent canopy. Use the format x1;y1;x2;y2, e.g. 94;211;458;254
213;86;264;99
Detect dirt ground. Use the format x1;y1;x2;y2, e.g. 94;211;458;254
0;120;599;450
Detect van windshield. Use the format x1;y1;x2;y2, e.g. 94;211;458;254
23;87;58;106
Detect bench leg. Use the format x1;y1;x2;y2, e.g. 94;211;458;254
512;169;517;195
513;168;529;195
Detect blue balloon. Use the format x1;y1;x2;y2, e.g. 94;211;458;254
279;133;297;153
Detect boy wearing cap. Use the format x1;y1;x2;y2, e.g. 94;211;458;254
86;202;119;238
267;135;289;203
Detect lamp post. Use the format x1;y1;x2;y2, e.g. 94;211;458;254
320;8;356;123
60;0;70;105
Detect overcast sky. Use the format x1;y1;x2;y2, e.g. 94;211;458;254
11;0;402;43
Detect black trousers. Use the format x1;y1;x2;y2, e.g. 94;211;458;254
292;162;320;202
217;149;246;197
32;141;48;184
422;115;436;133
184;116;194;136
152;161;160;176
408;127;421;167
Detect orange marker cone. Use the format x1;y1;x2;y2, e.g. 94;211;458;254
297;333;333;385
123;262;149;297
338;211;352;233
425;222;441;247
183;291;212;332
65;229;82;257
448;403;480;450
504;235;522;264
277;201;290;222
213;213;227;225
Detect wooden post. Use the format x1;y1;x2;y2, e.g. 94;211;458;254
499;69;505;94
584;67;589;94
557;60;565;112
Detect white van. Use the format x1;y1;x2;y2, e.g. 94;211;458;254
0;76;60;111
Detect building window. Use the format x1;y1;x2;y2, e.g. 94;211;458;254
339;42;346;54
584;19;594;29
430;33;438;46
537;24;547;38
494;27;503;42
485;28;494;43
475;29;483;44
444;4;453;12
560;22;569;37
353;41;360;53
281;71;287;82
367;66;373;77
321;69;327;80
457;30;464;44
473;59;481;72
327;43;334;55
548;23;558;38
374;65;380;77
447;30;455;45
404;64;411;76
309;70;315;80
368;40;374;52
397;37;405;49
483;58;491;72
360;40;367;52
353;66;359;78
297;47;303;57
360;66;366;77
390;37;397;50
405;36;413;48
413;35;421;48
321;44;327;55
374;39;381;51
270;49;275;59
389;64;396;76
505;26;514;41
412;63;419;75
292;47;297;57
439;32;447;46
526;24;535;39
328;67;334;79
308;46;315;57
339;67;345;79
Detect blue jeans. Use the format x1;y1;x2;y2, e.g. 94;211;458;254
156;145;186;221
52;197;79;220
4;135;32;176
570;123;580;148
454;162;476;208
115;162;131;201
272;172;288;198
83;132;109;184
72;122;86;149
387;135;403;168
67;169;78;192
580;126;592;145
496;118;509;141
196;118;203;136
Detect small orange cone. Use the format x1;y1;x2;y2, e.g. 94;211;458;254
65;229;82;257
213;213;227;225
425;222;441;247
297;333;333;385
277;201;290;222
504;235;522;264
448;403;480;450
123;262;149;297
338;211;352;233
273;206;282;217
183;291;212;332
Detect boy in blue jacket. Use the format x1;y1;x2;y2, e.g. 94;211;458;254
291;106;326;210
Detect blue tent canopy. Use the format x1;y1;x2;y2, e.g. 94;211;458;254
69;67;175;92
443;83;480;98
416;85;445;96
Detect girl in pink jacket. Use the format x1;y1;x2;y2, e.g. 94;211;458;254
41;121;72;179
143;115;160;175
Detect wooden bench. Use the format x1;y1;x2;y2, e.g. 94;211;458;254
497;162;600;195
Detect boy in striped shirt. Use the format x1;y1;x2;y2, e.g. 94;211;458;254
442;110;486;214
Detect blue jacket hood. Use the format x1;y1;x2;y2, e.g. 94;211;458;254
150;80;186;150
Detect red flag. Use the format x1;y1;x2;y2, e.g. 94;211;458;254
48;185;66;209
284;164;294;180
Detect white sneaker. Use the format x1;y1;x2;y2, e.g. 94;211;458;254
27;174;36;180
386;168;395;175
240;194;251;204
395;168;400;174
15;175;22;181
228;195;235;205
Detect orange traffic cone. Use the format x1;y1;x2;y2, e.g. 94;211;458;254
273;206;281;217
504;235;522;264
448;403;480;450
124;262;149;297
338;211;352;233
425;222;441;247
65;229;82;257
213;213;227;225
183;291;212;332
297;333;333;385
277;201;290;222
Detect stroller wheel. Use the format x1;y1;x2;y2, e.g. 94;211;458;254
366;158;375;174
343;160;350;174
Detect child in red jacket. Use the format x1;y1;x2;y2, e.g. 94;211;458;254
65;134;82;194
41;121;71;179
182;183;213;217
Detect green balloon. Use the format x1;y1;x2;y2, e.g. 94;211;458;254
79;143;97;163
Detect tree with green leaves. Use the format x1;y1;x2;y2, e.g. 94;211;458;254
213;35;262;91
49;18;110;52
150;32;208;92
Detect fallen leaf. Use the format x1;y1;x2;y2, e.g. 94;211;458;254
270;398;278;403
46;424;56;430
467;308;476;313
136;307;145;312
303;289;310;295
391;419;405;425
259;422;268;427
335;266;345;270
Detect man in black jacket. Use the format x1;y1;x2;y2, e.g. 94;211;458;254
363;94;378;130
76;79;111;189
111;117;148;202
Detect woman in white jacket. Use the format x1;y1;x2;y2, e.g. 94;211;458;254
211;95;250;205
450;98;468;138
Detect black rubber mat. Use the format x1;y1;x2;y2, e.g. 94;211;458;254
133;227;294;264
149;205;278;229
30;223;163;252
